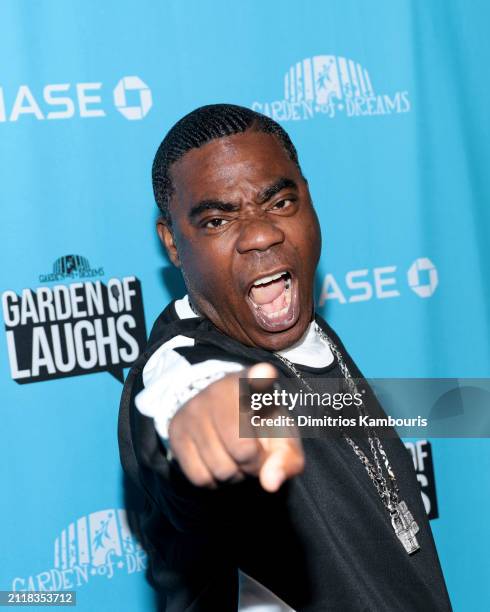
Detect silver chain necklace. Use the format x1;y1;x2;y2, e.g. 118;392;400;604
274;323;421;555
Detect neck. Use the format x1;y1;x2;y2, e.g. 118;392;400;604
188;298;202;317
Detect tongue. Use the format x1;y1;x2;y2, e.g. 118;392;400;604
250;277;285;305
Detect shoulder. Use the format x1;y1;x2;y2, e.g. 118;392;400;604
147;297;194;344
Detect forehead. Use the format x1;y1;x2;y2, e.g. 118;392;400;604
169;131;299;207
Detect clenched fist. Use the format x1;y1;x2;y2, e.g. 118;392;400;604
167;363;304;493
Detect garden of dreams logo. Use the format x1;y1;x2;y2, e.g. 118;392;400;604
252;55;410;121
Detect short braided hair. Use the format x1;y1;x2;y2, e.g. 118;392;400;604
152;104;302;224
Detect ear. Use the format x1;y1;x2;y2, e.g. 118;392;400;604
156;218;181;268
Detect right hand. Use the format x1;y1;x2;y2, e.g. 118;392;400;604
167;363;304;493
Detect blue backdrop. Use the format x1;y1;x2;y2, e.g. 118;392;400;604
1;1;489;610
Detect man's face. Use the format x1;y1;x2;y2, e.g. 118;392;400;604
158;130;322;351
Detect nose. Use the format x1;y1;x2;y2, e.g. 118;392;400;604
235;218;285;254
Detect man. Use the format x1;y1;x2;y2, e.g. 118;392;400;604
118;104;452;611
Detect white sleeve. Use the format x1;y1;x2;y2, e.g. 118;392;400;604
135;334;244;440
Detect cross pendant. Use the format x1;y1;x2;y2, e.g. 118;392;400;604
391;500;420;555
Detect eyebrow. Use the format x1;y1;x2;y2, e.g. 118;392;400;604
188;200;239;220
188;177;299;220
256;177;298;204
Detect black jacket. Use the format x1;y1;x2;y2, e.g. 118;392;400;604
118;301;452;611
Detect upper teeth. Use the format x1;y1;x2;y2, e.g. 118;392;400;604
252;272;287;287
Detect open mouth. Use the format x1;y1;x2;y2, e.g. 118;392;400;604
247;270;299;332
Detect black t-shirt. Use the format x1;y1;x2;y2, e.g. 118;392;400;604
118;301;452;611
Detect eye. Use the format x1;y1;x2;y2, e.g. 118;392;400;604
271;198;294;210
204;218;229;229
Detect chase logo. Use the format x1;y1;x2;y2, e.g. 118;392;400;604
0;75;152;122
407;257;439;298
113;76;152;120
318;257;439;305
11;509;147;591
253;55;410;121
